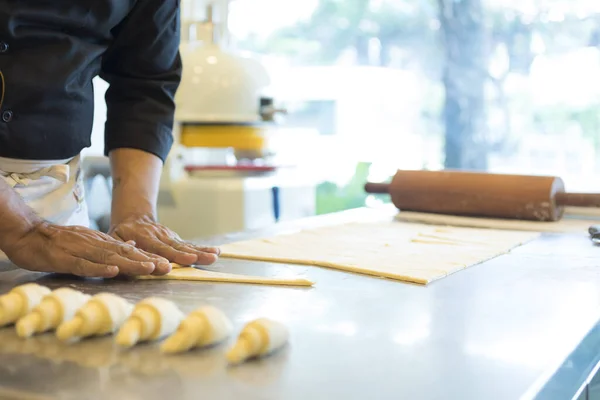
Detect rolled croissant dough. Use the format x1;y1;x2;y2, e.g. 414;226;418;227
137;264;314;287
219;221;539;285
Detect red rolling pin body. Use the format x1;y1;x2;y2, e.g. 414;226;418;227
366;170;567;221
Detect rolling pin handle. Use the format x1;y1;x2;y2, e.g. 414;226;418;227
555;193;600;208
364;182;391;194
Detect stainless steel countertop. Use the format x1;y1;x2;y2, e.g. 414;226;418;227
0;208;599;400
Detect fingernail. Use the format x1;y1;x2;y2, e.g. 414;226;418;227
142;262;155;270
107;266;119;275
158;259;171;269
203;254;218;264
209;247;220;255
161;263;172;273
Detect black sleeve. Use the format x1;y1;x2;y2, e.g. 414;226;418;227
100;1;182;162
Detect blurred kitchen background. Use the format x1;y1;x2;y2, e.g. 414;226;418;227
83;0;600;238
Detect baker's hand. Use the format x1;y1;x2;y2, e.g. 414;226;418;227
2;222;172;278
109;214;220;266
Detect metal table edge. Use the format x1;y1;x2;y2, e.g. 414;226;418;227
527;317;600;399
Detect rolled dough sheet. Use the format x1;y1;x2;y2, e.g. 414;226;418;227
137;264;314;287
394;211;598;233
219;221;539;285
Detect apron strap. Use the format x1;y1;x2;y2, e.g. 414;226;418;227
3;164;71;188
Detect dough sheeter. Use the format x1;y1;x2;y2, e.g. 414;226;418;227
0;207;599;399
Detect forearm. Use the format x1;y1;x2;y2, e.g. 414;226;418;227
109;148;163;227
0;179;43;250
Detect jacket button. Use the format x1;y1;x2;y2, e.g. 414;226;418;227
2;110;13;122
0;42;8;53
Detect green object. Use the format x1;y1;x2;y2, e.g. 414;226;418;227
315;162;391;215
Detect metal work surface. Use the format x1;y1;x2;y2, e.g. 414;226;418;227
0;208;599;400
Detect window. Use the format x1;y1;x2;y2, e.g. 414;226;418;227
184;0;600;213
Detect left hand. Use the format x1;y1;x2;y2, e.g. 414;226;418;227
109;214;220;266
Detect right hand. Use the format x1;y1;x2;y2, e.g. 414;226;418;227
2;222;172;278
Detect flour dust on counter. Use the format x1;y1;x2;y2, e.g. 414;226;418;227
219;221;540;285
136;263;314;287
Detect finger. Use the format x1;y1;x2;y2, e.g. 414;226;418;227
104;254;156;276
177;242;221;256
66;257;120;278
126;247;172;275
81;246;156;276
140;239;199;265
115;243;171;275
106;232;137;248
150;262;172;276
198;246;221;255
169;241;219;265
163;232;220;256
108;231;125;242
98;237;167;266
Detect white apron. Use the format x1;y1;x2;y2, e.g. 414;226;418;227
0;155;90;261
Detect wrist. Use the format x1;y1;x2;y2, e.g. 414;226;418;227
0;214;45;252
0;181;45;251
110;208;156;228
110;186;156;227
109;148;161;227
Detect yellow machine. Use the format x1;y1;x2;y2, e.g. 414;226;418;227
175;2;284;156
157;1;316;239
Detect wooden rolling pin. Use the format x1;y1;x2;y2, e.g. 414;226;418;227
365;170;600;221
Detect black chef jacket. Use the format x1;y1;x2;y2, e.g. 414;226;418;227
0;1;182;162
